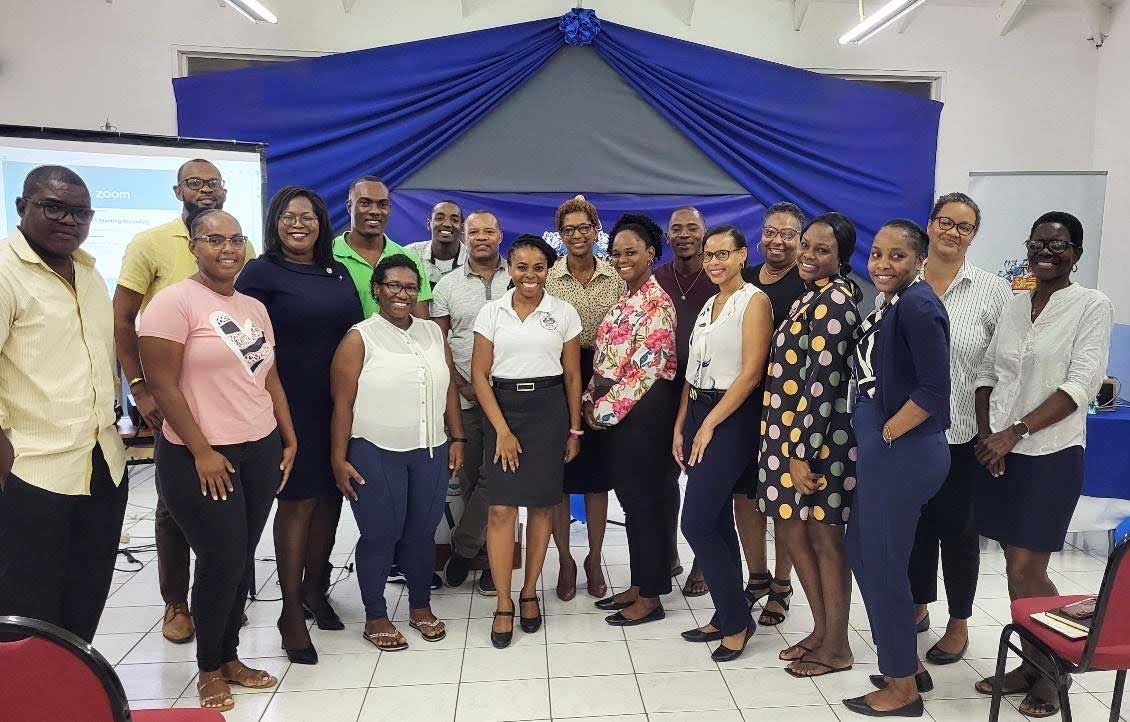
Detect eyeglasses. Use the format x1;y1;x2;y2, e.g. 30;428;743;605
1025;238;1076;254
703;249;740;262
933;216;976;237
560;223;597;237
179;177;225;191
193;234;248;249
26;199;95;225
376;281;420;296
279;213;318;227
762;226;799;242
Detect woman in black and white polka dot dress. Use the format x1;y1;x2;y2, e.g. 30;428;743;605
755;212;861;678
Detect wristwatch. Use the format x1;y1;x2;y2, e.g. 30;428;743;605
1010;420;1031;439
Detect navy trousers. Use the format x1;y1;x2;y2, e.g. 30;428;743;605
680;392;758;636
847;397;950;678
348;438;449;620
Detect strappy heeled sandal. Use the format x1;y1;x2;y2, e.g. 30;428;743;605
758;578;793;626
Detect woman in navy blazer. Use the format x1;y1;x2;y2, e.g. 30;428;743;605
842;220;951;718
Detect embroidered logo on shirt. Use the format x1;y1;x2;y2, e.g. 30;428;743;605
209;311;272;376
540;314;558;331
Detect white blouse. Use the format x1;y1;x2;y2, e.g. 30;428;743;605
473;288;582;379
352;314;450;453
686;283;764;390
975;283;1113;455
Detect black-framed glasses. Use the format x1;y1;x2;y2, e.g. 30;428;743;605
193;234;248;249
376;281;420;296
27;199;95;225
1025;238;1076;254
560;223;597;237
933;216;976;237
703;249;739;262
179;177;225;191
279;213;318;227
762;226;799;241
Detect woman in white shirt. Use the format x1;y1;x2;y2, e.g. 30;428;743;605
471;234;583;648
972;211;1113;716
330;254;465;652
674;225;773;662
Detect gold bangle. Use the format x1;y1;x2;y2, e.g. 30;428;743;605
128;377;145;388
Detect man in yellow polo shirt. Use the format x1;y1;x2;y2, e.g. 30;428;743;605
112;158;254;644
333;176;432;318
0;165;128;643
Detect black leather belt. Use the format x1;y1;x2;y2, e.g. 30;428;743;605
688;385;726;402
492;375;563;392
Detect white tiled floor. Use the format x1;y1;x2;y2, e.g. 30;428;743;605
100;465;1124;721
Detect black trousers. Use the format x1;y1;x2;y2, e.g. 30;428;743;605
605;380;680;598
0;445;128;643
155;475;192;605
156;431;280;671
907;440;981;620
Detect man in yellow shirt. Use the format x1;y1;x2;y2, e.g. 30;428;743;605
112;158;253;644
0;165;128;643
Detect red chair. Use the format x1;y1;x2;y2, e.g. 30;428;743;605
988;538;1130;722
0;616;223;722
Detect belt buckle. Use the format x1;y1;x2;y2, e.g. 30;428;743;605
516;382;536;392
688;387;698;400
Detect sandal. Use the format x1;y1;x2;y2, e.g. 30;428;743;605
779;643;814;661
584;554;607;598
519;595;543;633
1019;691;1061;718
408;617;447;642
745;572;773;604
363;627;409;651
196;674;234;712
976;666;1038;696
785;656;854;678
220;660;277;690
758;578;793;626
681;560;709;597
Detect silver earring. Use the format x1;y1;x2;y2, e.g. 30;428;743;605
1073;263;1078;272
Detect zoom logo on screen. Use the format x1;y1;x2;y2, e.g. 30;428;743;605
95;189;132;200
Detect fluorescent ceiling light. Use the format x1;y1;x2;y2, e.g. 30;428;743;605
226;0;279;23
839;0;925;44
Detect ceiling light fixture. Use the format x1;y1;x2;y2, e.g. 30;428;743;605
225;0;279;23
839;0;925;44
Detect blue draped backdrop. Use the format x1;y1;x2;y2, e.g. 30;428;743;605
174;13;941;269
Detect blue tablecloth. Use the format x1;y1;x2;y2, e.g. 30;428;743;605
1084;403;1130;499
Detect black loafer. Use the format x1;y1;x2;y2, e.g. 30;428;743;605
711;626;754;662
605;607;665;626
681;626;725;642
915;613;931;633
842;694;924;717
869;670;934;693
595;595;633;611
925;639;968;665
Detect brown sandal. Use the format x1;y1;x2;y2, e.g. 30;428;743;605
220;660;277;690
197;673;234;712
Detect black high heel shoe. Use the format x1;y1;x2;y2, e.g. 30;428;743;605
303;597;345;631
277;622;319;665
711;625;755;662
757;578;794;626
519;596;542;633
492;604;515;649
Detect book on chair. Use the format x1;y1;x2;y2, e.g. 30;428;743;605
1031;596;1097;639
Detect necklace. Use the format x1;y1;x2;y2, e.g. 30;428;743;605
762;261;796;279
673;266;704;301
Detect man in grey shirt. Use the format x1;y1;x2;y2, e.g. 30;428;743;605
431;210;510;594
407;200;468;286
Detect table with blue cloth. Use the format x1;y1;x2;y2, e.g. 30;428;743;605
1069;404;1130;535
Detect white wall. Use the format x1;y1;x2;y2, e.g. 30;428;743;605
1094;1;1130;322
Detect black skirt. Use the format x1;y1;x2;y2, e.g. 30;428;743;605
975;446;1084;552
484;382;568;508
563;347;614;495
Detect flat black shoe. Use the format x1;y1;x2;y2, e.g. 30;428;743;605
518;596;542;633
711;625;755;662
681;626;724;643
595;595;633;611
605;606;665;626
491;607;514;649
870;671;934;693
915;612;930;633
446;554;472;587
670;564;684;578
284;644;319;665
925;638;968;665
303;599;345;631
842;694;924;717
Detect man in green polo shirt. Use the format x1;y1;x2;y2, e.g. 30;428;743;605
333;176;432;318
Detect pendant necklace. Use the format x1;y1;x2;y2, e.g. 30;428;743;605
674;267;704;301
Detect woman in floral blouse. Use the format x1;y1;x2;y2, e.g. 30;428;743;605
582;213;679;627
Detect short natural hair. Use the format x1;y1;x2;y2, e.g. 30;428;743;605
610;213;665;259
763;201;804;228
881;218;929;256
930;192;981;230
348;175;385;196
1031;211;1084;247
177;158;218;182
370;253;422;300
669;205;706;227
555;197;599;230
22;165;87;197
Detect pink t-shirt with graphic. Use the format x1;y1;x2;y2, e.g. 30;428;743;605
139;279;277;446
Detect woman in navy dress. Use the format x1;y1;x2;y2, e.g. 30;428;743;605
236;186;362;664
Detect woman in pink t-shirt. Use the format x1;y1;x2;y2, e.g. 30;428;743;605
139;209;297;714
